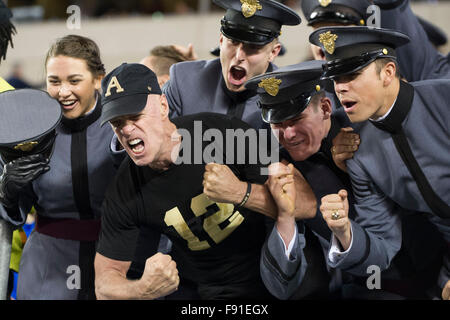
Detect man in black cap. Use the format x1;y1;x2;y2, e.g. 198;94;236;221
94;63;317;299
163;0;301;129
301;0;450;81
310;26;450;300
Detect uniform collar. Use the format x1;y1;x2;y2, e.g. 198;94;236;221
61;94;102;132
369;80;414;134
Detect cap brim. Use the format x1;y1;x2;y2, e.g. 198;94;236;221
261;96;311;124
100;93;148;126
221;27;274;46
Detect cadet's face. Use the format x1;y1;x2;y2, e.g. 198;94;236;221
110;95;167;167
219;35;280;92
46;56;101;119
271;102;329;161
334;63;385;122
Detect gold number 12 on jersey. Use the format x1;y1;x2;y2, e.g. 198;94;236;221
164;193;245;251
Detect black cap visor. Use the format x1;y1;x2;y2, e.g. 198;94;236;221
322;49;395;79
221;19;279;45
0;130;57;164
260;93;312;123
308;10;363;26
100;93;149;126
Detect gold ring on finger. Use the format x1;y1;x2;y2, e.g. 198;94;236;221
331;210;341;220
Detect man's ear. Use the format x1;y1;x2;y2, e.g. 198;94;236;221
160;94;169;118
320;96;332;120
268;41;281;63
382;61;397;87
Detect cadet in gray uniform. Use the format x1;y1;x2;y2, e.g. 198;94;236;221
0;35;124;299
301;0;450;81
310;26;450;300
163;0;301;129
245;61;355;299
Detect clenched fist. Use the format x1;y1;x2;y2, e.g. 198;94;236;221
267;162;296;216
331;127;360;172
139;253;179;300
320;189;352;250
203;163;247;204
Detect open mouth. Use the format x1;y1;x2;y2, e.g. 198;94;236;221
342;101;357;113
228;66;247;86
60;100;78;111
128;138;144;154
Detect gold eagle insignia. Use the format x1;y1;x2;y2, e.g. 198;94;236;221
318;0;332;7
240;0;262;18
258;77;282;97
14;141;38;152
319;31;338;55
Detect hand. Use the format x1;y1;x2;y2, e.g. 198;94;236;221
139;253;179;300
0;154;49;208
320;189;352;250
331;127;360;172
442;280;450;300
203;163;247;204
267;162;296;217
171;43;198;61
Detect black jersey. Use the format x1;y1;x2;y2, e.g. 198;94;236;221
97;113;272;299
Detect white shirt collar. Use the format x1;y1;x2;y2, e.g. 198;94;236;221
370;97;397;122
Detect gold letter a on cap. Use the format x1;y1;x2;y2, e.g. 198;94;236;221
105;76;125;97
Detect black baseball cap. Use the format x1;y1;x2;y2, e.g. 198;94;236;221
0;89;62;163
100;63;161;126
245;60;327;123
309;26;410;79
214;0;301;45
301;0;371;26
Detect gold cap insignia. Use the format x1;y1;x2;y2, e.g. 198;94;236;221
148;86;152;92
240;0;262;18
318;0;332;7
316;85;321;92
258;77;282;97
382;48;388;55
319;31;338;55
360;19;365;25
14;141;38;152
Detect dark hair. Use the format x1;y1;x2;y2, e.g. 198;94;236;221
148;45;189;76
45;34;105;77
0;18;16;62
310;91;326;111
374;58;400;78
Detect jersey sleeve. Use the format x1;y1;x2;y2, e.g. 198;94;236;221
96;170;140;261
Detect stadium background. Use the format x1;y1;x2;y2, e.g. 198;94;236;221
1;0;449;87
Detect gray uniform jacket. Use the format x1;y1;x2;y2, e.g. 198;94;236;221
260;113;355;299
0;100;124;299
380;0;450;81
163;58;274;130
341;79;450;291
